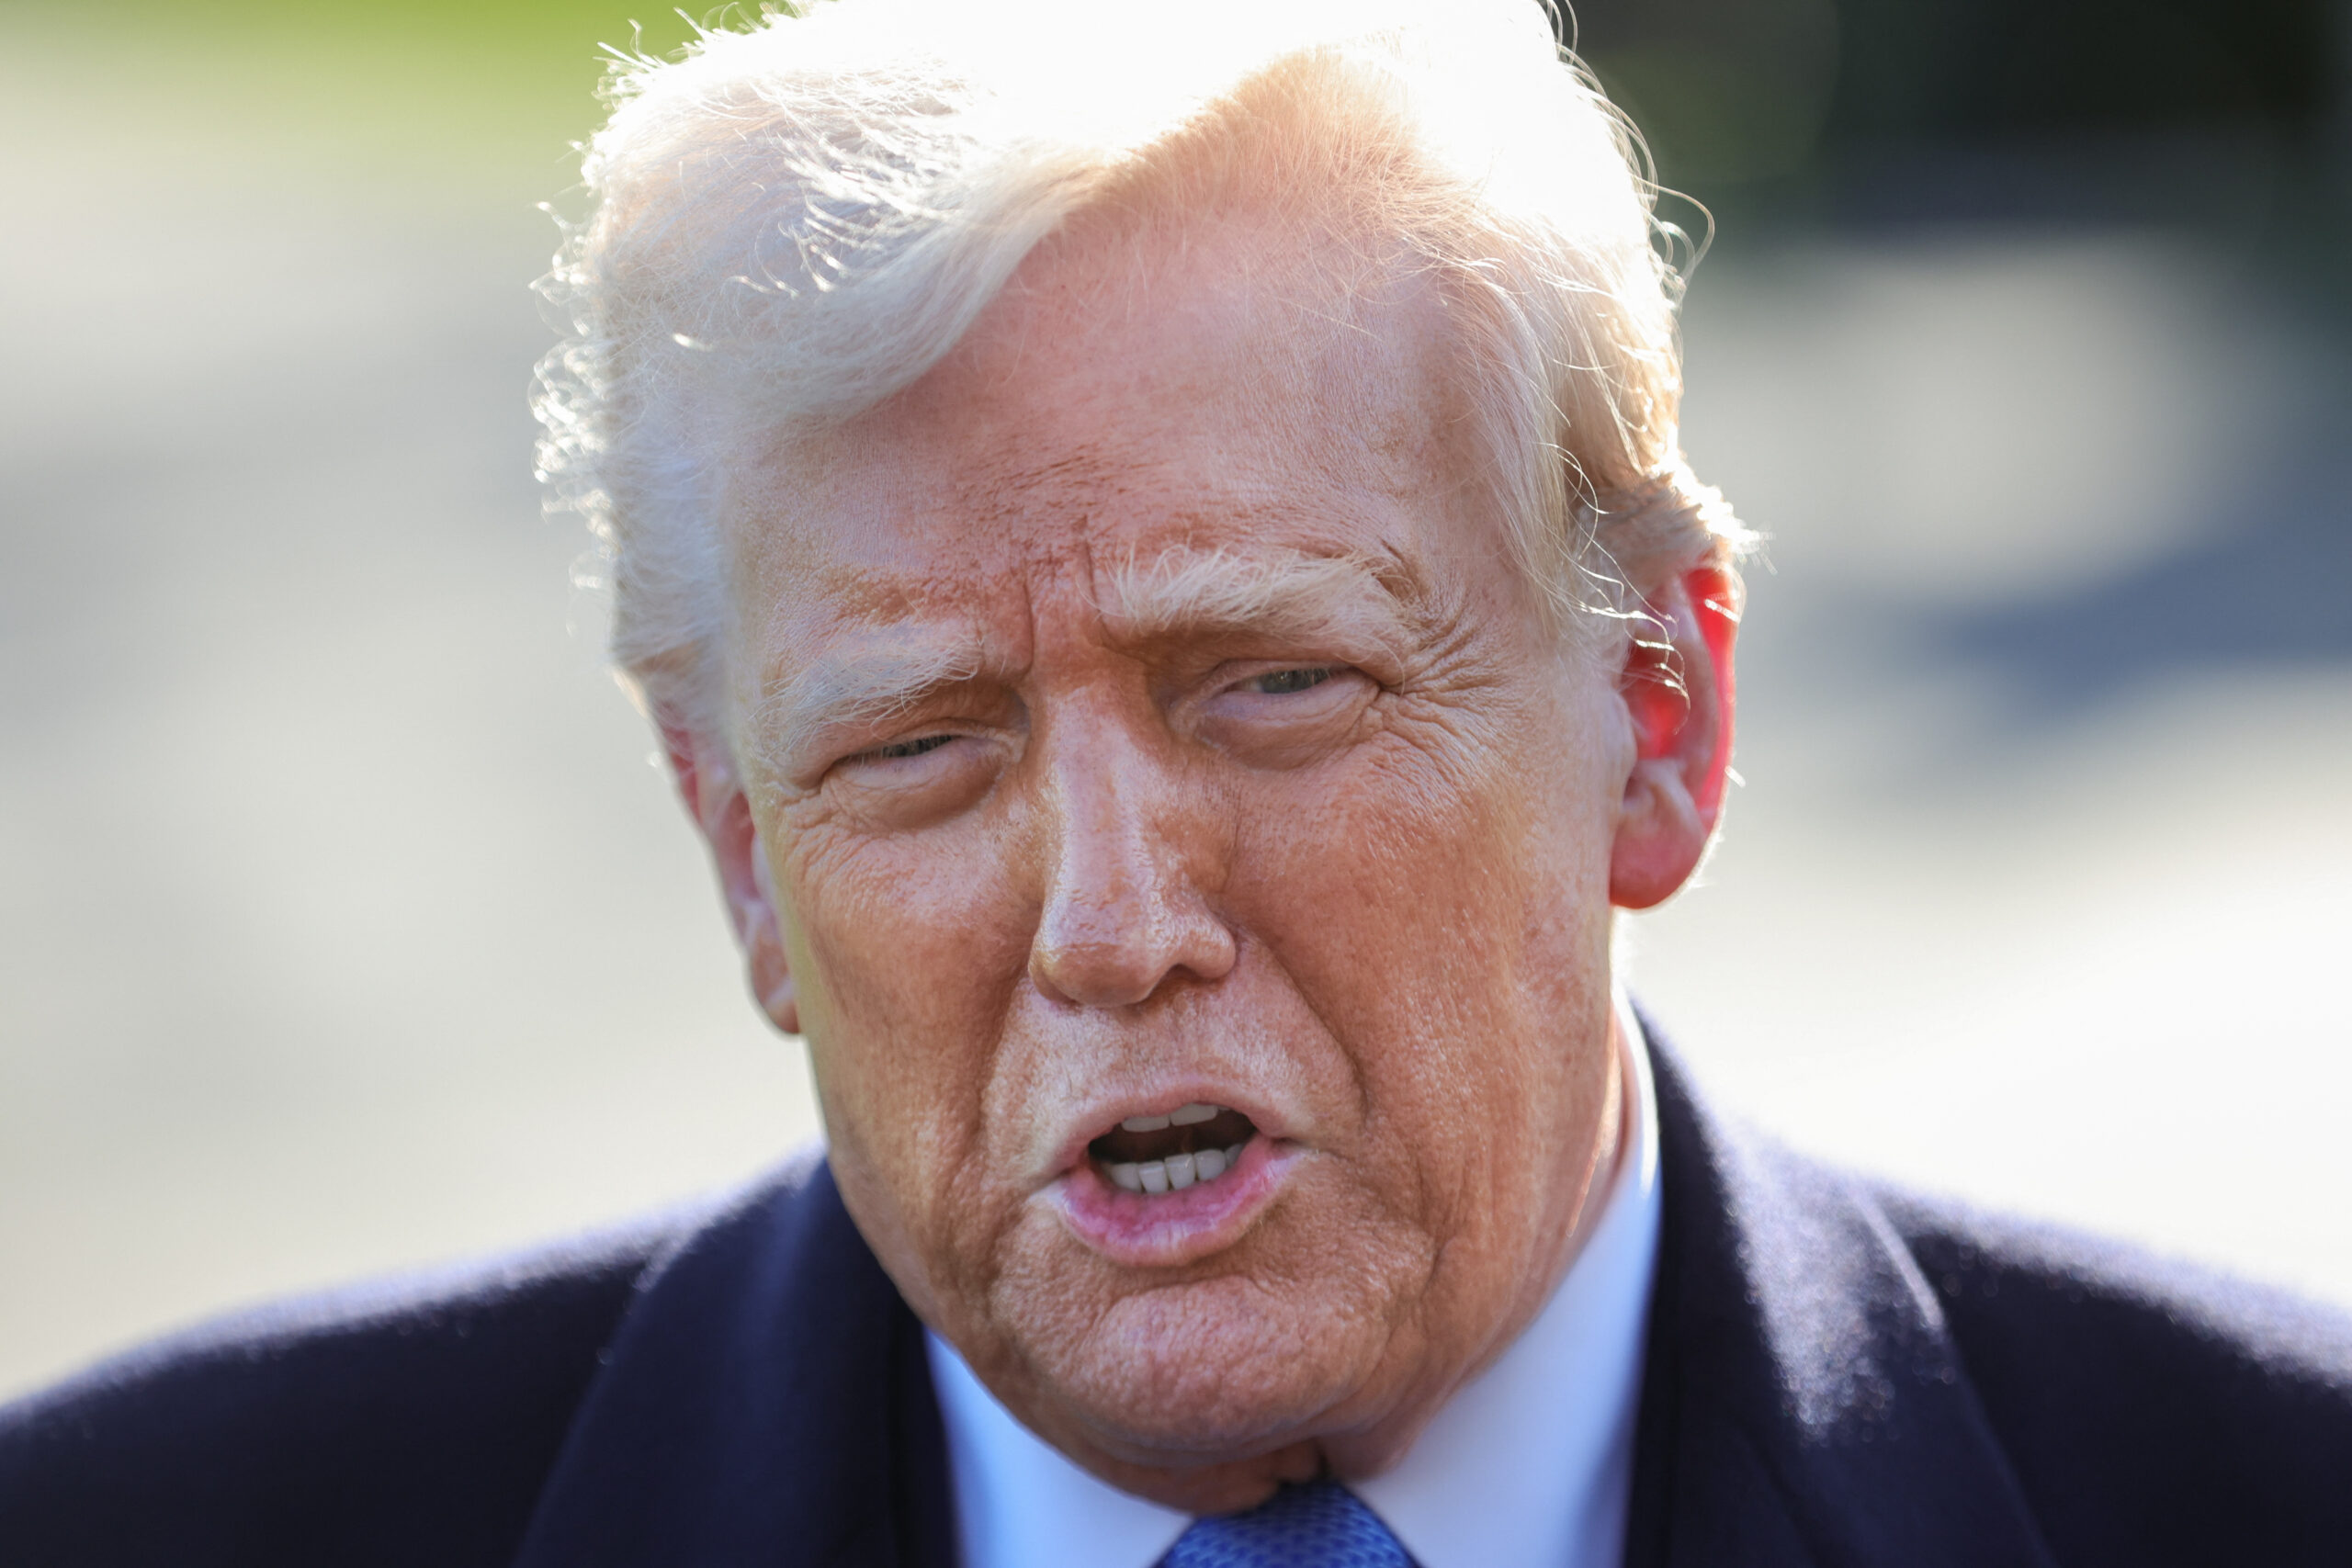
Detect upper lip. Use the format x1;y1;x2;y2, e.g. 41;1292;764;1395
1045;1088;1290;1178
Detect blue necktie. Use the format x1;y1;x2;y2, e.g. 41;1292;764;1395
1158;1480;1419;1568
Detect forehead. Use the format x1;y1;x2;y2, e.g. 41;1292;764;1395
723;206;1481;660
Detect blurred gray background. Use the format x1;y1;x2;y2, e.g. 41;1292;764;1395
5;0;2348;1400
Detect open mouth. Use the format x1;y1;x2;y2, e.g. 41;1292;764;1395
1086;1103;1258;1195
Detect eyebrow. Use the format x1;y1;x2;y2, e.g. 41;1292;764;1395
1094;547;1414;660
754;638;988;773
756;548;1416;770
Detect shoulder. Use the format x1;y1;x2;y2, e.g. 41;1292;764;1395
1880;1185;2352;1563
1642;1026;2352;1562
0;1188;763;1568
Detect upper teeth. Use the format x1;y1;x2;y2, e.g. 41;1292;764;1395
1123;1101;1220;1133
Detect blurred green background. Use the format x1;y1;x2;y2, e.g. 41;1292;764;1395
11;0;701;178
5;0;2348;1400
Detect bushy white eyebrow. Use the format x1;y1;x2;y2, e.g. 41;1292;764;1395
755;639;985;765
1094;547;1410;657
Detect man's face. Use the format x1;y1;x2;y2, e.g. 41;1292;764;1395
717;210;1638;1503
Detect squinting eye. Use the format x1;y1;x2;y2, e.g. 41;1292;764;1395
857;734;955;763
1248;667;1334;695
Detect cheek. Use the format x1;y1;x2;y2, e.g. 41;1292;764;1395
767;816;1037;1244
1238;694;1613;989
1225;692;1619;1169
783;822;1027;1030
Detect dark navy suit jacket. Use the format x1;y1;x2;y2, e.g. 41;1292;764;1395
6;1035;2351;1566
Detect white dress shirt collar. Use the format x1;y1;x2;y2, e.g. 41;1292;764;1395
927;998;1661;1568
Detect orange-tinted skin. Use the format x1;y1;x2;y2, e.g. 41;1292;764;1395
668;207;1736;1512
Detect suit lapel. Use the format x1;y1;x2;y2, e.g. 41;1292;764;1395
1628;1028;2060;1568
510;1152;954;1568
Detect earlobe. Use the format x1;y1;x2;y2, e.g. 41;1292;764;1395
1608;563;1739;910
662;717;803;1036
747;848;802;1035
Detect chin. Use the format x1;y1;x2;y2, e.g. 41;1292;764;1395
1009;1268;1396;1465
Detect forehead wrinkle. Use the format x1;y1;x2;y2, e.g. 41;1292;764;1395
953;439;1154;537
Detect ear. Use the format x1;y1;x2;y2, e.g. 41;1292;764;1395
660;718;801;1034
1609;562;1739;909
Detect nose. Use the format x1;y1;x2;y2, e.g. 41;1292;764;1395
1028;731;1237;1009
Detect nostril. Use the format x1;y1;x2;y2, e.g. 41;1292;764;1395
1030;840;1239;1009
1031;929;1240;1009
1029;935;1162;1009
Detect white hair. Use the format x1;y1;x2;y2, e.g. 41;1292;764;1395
534;0;1749;728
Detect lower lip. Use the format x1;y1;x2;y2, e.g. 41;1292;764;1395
1052;1134;1296;1267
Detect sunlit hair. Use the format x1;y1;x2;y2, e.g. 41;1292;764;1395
535;0;1750;729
